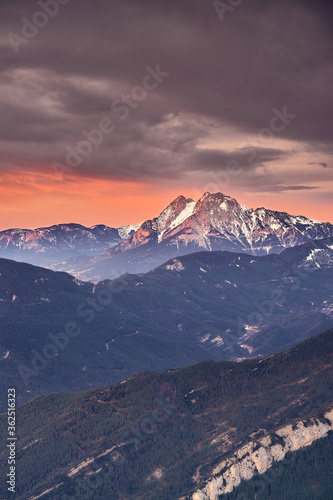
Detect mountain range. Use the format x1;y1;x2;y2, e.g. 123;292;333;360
50;192;333;281
0;223;139;266
1;237;332;410
1;191;333;498
1;192;332;281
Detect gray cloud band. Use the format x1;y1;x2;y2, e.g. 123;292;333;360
0;0;332;189
51;65;170;180
8;0;71;54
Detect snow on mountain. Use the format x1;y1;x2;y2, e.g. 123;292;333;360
158;197;196;242
49;192;333;281
0;223;138;266
110;195;196;253
109;191;333;256
279;236;333;270
2;192;333;279
117;224;141;240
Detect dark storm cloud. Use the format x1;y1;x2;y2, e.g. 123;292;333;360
273;185;319;192
0;0;332;183
309;162;329;168
192;148;289;171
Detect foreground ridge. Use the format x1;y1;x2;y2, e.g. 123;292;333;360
186;408;333;500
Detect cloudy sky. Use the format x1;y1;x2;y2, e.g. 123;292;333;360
0;0;332;230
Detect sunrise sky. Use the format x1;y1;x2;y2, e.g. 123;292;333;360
0;0;332;231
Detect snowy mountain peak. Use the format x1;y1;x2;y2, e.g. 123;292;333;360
107;191;333;260
156;195;194;232
3;192;333;279
162;199;196;233
47;193;333;280
196;191;225;205
193;192;242;215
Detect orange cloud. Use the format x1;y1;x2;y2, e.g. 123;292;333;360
0;169;182;230
0;168;332;232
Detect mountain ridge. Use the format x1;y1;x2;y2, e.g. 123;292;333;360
51;192;333;281
1;326;332;499
0;222;140;266
1;238;332;409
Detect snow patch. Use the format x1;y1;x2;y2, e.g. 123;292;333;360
165;201;196;233
305;248;324;261
240;344;254;354
211;335;224;347
34;277;49;284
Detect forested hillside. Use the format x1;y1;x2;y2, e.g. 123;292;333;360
0;328;332;499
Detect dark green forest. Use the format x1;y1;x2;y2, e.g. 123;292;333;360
0;328;332;499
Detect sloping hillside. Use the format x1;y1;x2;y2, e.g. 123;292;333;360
0;328;332;499
0;244;332;410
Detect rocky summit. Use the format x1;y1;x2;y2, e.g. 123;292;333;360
51;192;333;281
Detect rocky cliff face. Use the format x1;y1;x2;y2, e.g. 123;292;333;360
107;195;196;253
112;192;333;256
160;192;333;255
185;408;333;500
47;192;333;280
